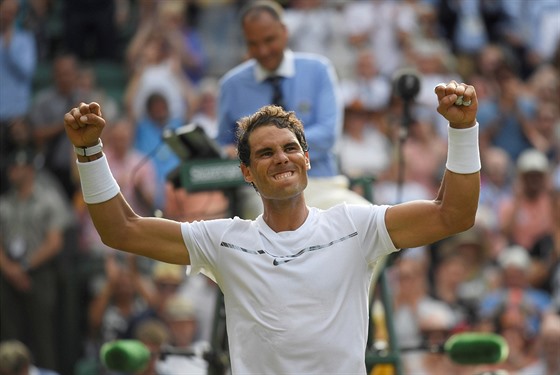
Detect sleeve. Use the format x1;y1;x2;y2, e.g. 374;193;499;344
180;219;231;280
347;204;399;265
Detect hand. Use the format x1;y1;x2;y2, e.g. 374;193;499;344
63;102;105;147
434;81;478;129
3;263;32;292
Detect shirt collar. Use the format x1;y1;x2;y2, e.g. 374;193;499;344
255;49;295;82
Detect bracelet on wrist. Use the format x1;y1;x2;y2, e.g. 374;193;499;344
74;139;103;157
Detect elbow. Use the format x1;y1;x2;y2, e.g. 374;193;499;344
449;207;478;236
100;233;126;251
440;202;478;237
457;215;476;234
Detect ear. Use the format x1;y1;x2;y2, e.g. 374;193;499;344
305;151;311;170
240;163;253;183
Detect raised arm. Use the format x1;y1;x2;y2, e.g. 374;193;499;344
63;102;190;265
385;81;481;249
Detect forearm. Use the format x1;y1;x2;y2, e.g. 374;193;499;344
437;170;480;232
438;123;481;230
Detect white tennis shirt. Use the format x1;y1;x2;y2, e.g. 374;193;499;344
181;203;398;374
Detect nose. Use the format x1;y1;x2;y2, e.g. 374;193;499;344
273;150;289;164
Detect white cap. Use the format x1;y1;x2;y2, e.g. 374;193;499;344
498;245;530;270
517;149;549;173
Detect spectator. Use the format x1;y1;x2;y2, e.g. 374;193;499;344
498;148;554;253
0;149;68;370
156;0;207;85
216;0;371;220
179;274;219;345
526;101;559;161
375;118;447;204
30;53;93;199
190;76;220;140
0;340;60;375
479;245;552;338
429;251;472;329
195;1;245;77
0;0;37;153
133;93;183;211
404;302;458;375
338;108;392;182
84;254;151;370
342;0;416;78
124;15;198;123
468;43;509;101
390;256;458;371
478;146;513;254
157;294;208;374
339;48;392;114
338;47;393;183
529;313;560;375
0;0;37;194
436;225;501;321
125;262;186;340
133;319;170;375
283;0;349;77
478;64;536;161
407;39;462;139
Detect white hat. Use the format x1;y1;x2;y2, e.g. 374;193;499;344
498;245;530;270
164;295;196;321
517;149;549;173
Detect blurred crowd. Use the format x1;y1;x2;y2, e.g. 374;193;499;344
0;0;559;374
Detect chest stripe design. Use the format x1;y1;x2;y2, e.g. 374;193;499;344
220;232;358;266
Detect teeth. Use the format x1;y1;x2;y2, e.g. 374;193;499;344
274;172;293;180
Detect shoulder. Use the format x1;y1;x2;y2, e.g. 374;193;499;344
182;217;242;233
293;52;333;68
220;60;256;87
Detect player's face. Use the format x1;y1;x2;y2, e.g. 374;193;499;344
241;125;309;201
242;12;288;72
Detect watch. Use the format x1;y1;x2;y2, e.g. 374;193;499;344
74;139;103;157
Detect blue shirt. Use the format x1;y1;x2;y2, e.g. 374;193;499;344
217;50;343;177
134;116;184;209
0;28;37;120
477;97;535;162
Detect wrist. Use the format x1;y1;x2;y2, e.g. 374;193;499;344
77;152;104;162
449;120;477;129
77;154;120;204
74;139;103;159
446;122;481;174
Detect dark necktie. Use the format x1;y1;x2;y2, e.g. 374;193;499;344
266;76;284;108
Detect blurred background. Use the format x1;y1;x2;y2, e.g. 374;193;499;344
0;0;558;374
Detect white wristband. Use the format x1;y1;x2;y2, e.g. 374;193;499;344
446;123;481;174
76;155;120;204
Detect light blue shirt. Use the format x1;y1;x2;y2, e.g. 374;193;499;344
0;28;37;120
134;116;184;209
217;50;343;177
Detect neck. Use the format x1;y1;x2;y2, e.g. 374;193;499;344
261;196;309;232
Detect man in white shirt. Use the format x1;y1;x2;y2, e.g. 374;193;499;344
62;80;480;374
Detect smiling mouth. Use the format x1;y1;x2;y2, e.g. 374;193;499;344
273;171;294;180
